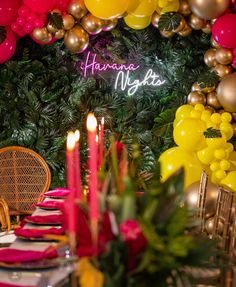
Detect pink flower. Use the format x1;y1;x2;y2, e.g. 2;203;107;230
120;219;143;241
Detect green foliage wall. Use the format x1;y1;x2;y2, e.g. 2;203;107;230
0;24;210;186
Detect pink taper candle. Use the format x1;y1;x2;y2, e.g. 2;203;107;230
66;131;76;253
98;117;104;169
74;130;82;200
86;113;98;246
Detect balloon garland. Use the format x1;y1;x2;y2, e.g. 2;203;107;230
0;0;236;191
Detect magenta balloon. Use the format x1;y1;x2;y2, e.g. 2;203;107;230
212;14;236;49
0;0;19;26
0;28;16;64
24;0;55;13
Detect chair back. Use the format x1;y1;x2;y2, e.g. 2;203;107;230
0;146;51;215
196;171;208;232
212;187;234;252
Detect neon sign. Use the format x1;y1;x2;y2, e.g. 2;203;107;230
80;52;165;96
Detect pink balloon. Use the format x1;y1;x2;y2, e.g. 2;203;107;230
24;0;55;13
0;0;19;26
53;0;70;12
212;14;236;49
0;28;16;64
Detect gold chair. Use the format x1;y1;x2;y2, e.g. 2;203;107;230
0;146;51;230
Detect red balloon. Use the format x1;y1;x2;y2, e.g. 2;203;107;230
0;28;16;64
0;0;19;26
212;14;236;49
24;0;55;13
53;0;70;12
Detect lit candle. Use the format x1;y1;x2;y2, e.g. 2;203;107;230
98;117;104;169
74;130;82;200
66;131;76;253
86;113;98;245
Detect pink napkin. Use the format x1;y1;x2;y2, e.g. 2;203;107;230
0;247;57;263
14;227;64;239
44;189;70;197
24;214;63;225
35;201;64;210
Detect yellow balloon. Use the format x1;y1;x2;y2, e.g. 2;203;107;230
175;104;193;121
221;171;236;192
173;118;206;151
161;0;180;13
159;147;203;188
197;147;215;165
124;14;151;29
130;0;157;17
84;0;129;19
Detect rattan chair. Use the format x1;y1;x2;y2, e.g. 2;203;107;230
0;146;51;230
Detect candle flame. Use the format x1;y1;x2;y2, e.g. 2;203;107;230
101;117;104;125
74;130;80;142
67;131;75;152
86;113;97;132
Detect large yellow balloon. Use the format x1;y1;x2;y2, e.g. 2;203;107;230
84;0;129;19
128;0;157;17
175;104;193;122
159;147;203;188
173;118;206;151
221;171;236;192
124;14;151;29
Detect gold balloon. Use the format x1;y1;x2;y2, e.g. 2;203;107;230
102;18;118;31
178;0;191;16
47;23;59;34
204;49;217;67
189;0;230;20
217;73;236;113
160;30;175;38
191;82;201;92
206;91;222;109
189;14;206;30
232;113;236;121
55;29;65;39
32;27;51;42
151;11;160;28
185;181;219;214
202;22;211;34
178;23;192;36
215;48;233;65
201;86;216;94
213;64;232;78
63;14;75;30
81;13;103;35
173;18;186;33
187;91;206;105
205;105;215;113
67;0;88;20
64;25;89;53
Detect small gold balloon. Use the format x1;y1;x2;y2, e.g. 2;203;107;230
32;27;50;41
189;14;206;30
81;13;103;35
178;23;192;36
217;73;236;113
189;0;230;20
102;18;118;31
67;0;88;20
54;29;65;39
202;22;211;34
207;91;222;109
205;105;215;113
46;23;59;34
64;25;89;53
191;82;201;92
63;14;75;30
160;30;175;38
178;0;191;16
201;86;216;94
215;48;233;65
232;113;236;121
151;11;160;28
173;17;186;33
205;217;224;235
187;91;206;105
213;64;232;78
204;49;217;67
